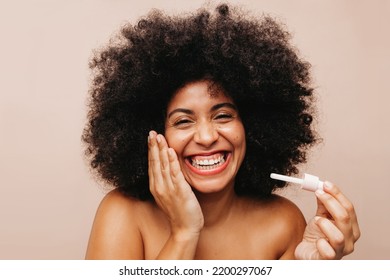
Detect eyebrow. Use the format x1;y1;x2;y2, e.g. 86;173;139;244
167;102;237;118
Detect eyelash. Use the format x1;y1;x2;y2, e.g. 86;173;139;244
215;113;233;120
172;114;233;127
174;119;192;126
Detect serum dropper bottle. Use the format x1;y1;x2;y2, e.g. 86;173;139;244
270;173;324;192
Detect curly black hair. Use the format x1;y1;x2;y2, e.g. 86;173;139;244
83;3;318;200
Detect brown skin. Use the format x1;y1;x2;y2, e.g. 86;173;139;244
85;80;360;260
85;80;305;259
85;189;306;259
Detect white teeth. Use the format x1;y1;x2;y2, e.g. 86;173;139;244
194;156;222;166
191;155;226;170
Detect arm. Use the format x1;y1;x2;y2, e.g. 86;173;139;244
85;190;144;259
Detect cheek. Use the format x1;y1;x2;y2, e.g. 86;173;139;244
219;123;246;147
164;129;190;153
164;130;175;148
233;127;247;159
235;128;246;152
233;125;247;163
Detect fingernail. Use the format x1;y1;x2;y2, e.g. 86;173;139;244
315;189;325;195
156;134;162;143
324;181;334;190
149;131;154;139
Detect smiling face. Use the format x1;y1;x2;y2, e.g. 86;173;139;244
165;80;246;194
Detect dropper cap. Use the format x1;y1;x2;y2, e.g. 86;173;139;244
270;173;324;192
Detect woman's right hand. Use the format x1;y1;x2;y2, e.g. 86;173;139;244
148;131;204;241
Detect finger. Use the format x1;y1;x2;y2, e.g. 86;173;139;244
315;217;345;258
315;188;357;257
316;238;337;260
317;183;360;244
148;131;173;213
147;131;156;188
314;196;329;219
168;147;189;191
156;134;175;190
323;182;361;241
294;241;321;260
148;131;165;195
315;188;351;237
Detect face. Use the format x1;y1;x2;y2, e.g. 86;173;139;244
165;80;246;194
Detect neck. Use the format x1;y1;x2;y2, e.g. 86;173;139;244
194;181;236;228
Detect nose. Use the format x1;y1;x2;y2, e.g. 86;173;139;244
193;121;219;147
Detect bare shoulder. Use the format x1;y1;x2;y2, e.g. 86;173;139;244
263;194;306;232
85;189;151;259
266;195;307;259
238;195;306;259
267;195;306;222
98;189;142;212
241;194;305;221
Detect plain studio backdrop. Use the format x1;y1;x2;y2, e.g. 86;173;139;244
0;0;389;259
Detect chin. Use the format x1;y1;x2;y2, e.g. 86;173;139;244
187;176;235;195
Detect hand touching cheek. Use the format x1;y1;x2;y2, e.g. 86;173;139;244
148;131;204;240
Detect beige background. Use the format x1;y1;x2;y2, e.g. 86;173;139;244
0;0;389;259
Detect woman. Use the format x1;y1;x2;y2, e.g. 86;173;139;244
83;3;360;259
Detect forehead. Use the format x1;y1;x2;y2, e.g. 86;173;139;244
167;80;233;110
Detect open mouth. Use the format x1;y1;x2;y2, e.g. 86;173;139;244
185;152;230;175
190;153;226;170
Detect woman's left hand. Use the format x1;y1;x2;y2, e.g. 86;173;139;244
295;181;361;259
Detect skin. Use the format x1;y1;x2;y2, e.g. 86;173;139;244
85;80;360;260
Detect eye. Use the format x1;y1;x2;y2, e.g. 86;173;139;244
175;119;191;125
172;118;194;128
214;112;234;122
215;113;232;119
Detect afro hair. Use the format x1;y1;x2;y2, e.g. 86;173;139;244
83;3;318;200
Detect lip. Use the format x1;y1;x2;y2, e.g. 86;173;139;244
184;151;231;176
